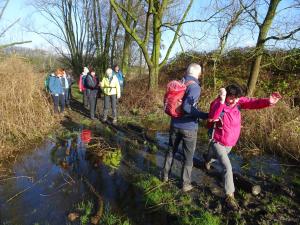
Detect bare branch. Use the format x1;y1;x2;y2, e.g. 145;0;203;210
0;41;32;49
264;27;300;42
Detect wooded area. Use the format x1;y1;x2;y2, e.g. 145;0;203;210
2;0;300;94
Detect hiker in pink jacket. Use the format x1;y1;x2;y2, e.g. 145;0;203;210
78;67;89;108
205;84;281;210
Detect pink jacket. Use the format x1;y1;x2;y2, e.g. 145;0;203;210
208;97;271;147
78;74;86;92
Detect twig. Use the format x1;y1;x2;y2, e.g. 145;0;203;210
0;176;33;182
60;168;75;185
144;180;172;194
39;182;69;197
6;170;50;203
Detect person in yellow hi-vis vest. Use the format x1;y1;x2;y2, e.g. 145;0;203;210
100;68;121;124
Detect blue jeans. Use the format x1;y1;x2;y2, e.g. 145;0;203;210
63;88;70;106
52;94;65;113
163;126;198;186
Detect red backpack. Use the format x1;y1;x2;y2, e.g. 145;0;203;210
164;79;195;118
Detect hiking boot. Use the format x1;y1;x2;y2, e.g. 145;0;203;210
112;118;117;125
225;195;239;211
205;161;211;170
182;184;194;192
102;116;107;122
162;176;168;182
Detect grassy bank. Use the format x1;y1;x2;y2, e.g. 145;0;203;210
0;56;56;160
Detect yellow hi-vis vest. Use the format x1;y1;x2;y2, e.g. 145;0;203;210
100;75;121;98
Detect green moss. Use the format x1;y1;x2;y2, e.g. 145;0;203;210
101;209;132;225
265;195;292;214
80;118;92;126
76;200;94;225
103;148;122;169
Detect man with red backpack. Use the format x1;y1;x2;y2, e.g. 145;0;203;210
162;63;208;192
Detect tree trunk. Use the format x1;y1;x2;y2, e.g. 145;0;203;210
121;0;133;77
247;54;263;96
148;66;159;90
149;13;161;90
122;32;131;76
246;0;281;96
139;48;143;76
111;22;120;67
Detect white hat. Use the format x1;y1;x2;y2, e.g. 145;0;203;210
106;68;113;77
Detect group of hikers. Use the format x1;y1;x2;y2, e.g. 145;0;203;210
46;62;281;211
47;65;124;124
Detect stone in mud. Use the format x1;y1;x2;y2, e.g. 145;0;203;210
68;212;79;221
91;215;100;225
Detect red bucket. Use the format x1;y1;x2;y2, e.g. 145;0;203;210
81;129;91;143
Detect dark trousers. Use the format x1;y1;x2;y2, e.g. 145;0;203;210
63;88;70;106
52;94;65;113
89;91;98;119
103;94;117;119
163;126;197;186
68;85;72;99
83;89;89;108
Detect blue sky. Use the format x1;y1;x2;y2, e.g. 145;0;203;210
1;0;299;58
0;0;48;49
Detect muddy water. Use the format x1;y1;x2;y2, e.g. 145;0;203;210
0;123;201;225
155;132;283;178
0;121;295;225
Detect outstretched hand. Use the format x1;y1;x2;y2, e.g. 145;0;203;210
219;88;227;103
270;92;282;105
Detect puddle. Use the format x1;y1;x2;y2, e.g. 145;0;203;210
155;132;283;178
0;122;297;224
0;126;171;225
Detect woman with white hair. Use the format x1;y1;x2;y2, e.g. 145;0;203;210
100;68;121;124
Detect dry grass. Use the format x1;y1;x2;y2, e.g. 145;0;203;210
240;100;300;161
0;56;56;159
120;77;165;115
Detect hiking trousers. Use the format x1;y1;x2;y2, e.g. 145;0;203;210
88;90;98;119
207;141;234;195
63;88;70;106
83;89;89;108
52;94;65;113
103;94;117;119
163;126;197;186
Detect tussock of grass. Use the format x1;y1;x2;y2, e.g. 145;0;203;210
0;56;56;159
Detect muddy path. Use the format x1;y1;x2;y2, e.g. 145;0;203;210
0;99;300;225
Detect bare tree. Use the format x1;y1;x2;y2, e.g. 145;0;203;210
0;0;31;49
30;0;93;75
211;0;245;90
110;0;194;90
241;0;300;95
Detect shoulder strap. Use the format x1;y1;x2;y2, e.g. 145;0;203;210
184;80;196;87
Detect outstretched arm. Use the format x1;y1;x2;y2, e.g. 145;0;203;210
238;92;281;110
